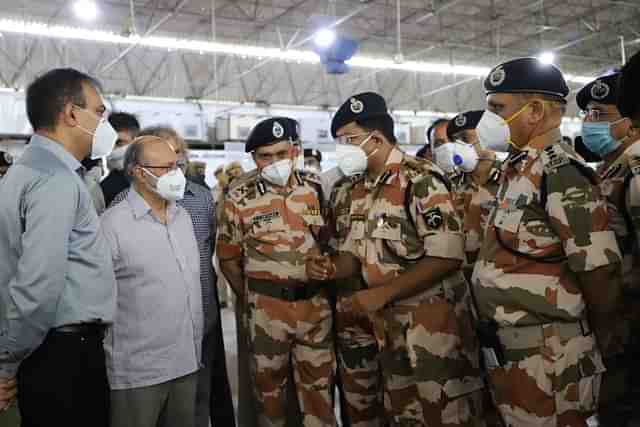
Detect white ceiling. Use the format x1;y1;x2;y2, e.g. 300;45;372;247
0;0;638;114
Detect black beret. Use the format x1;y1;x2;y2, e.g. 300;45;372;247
484;57;569;99
0;151;13;167
576;70;620;111
245;117;300;153
331;92;390;138
618;50;640;119
303;149;322;163
446;110;484;140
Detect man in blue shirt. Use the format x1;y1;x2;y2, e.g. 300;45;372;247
0;68;118;426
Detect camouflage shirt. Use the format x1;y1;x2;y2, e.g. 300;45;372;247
597;142;640;291
216;169;326;283
462;159;503;258
472;129;622;326
338;147;465;291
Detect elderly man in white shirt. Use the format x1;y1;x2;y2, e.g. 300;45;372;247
101;135;203;427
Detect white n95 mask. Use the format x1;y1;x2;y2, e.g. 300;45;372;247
335;134;376;176
261;159;293;187
143;168;187;202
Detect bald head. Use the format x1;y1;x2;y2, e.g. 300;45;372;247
125;135;178;184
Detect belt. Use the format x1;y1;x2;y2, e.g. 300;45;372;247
497;320;591;351
248;278;325;302
53;323;107;335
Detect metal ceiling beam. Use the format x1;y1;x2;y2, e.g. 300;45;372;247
100;0;191;73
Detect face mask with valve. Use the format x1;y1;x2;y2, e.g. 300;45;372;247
476;103;531;152
581;118;627;158
434;141;480;174
336;133;377;176
142;167;187;202
261;158;293;187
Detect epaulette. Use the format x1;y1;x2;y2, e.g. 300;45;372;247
489;160;503;183
540;144;570;174
401;155;433;184
629;156;640;176
299;170;322;186
227;170;259;202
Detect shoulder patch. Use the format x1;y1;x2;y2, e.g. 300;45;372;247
541;144;570;174
227;170;259;202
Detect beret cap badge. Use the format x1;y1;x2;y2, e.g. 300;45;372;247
590;80;610;101
350;97;364;114
454;114;467;127
272;121;285;139
489;66;506;87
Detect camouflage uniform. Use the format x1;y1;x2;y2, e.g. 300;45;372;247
217;169;336;427
453;161;503;427
458;160;503;264
472;129;622;426
339;147;484;426
595;142;640;424
329;175;384;427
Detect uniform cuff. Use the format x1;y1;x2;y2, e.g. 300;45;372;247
565;230;622;272
216;242;242;260
423;232;465;260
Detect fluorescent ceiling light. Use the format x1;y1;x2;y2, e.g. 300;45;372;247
314;29;335;48
0;18;595;83
73;0;98;21
538;51;555;65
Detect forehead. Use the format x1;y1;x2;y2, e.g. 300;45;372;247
453;128;476;139
335;121;363;136
255;140;291;154
141;139;177;162
586;101;618;112
433;122;448;135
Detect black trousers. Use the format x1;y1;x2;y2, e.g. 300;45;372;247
17;328;109;427
209;307;236;427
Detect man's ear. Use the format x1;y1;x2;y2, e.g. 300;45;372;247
61;103;79;128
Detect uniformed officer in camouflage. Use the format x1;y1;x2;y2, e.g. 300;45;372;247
472;57;623;427
433;110;503;270
329;175;385;427
577;69;640;426
216;117;336;427
307;92;484;426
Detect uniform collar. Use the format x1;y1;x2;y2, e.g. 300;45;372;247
367;146;404;188
30;134;82;173
600;140;640;179
505;128;562;171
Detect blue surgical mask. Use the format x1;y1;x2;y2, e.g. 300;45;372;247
581;119;627;157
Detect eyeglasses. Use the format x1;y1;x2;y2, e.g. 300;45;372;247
579;109;620;122
139;164;179;173
334;133;370;145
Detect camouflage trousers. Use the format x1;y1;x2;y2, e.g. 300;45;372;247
335;291;385;427
487;324;604;427
376;294;484;427
248;291;336;427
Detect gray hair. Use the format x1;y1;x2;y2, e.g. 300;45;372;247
123;140;145;181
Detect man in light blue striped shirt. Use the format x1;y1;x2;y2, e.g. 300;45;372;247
101;135;203;427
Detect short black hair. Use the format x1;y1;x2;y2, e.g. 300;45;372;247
355;115;396;144
426;118;449;144
26;68;101;131
108;112;141;134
